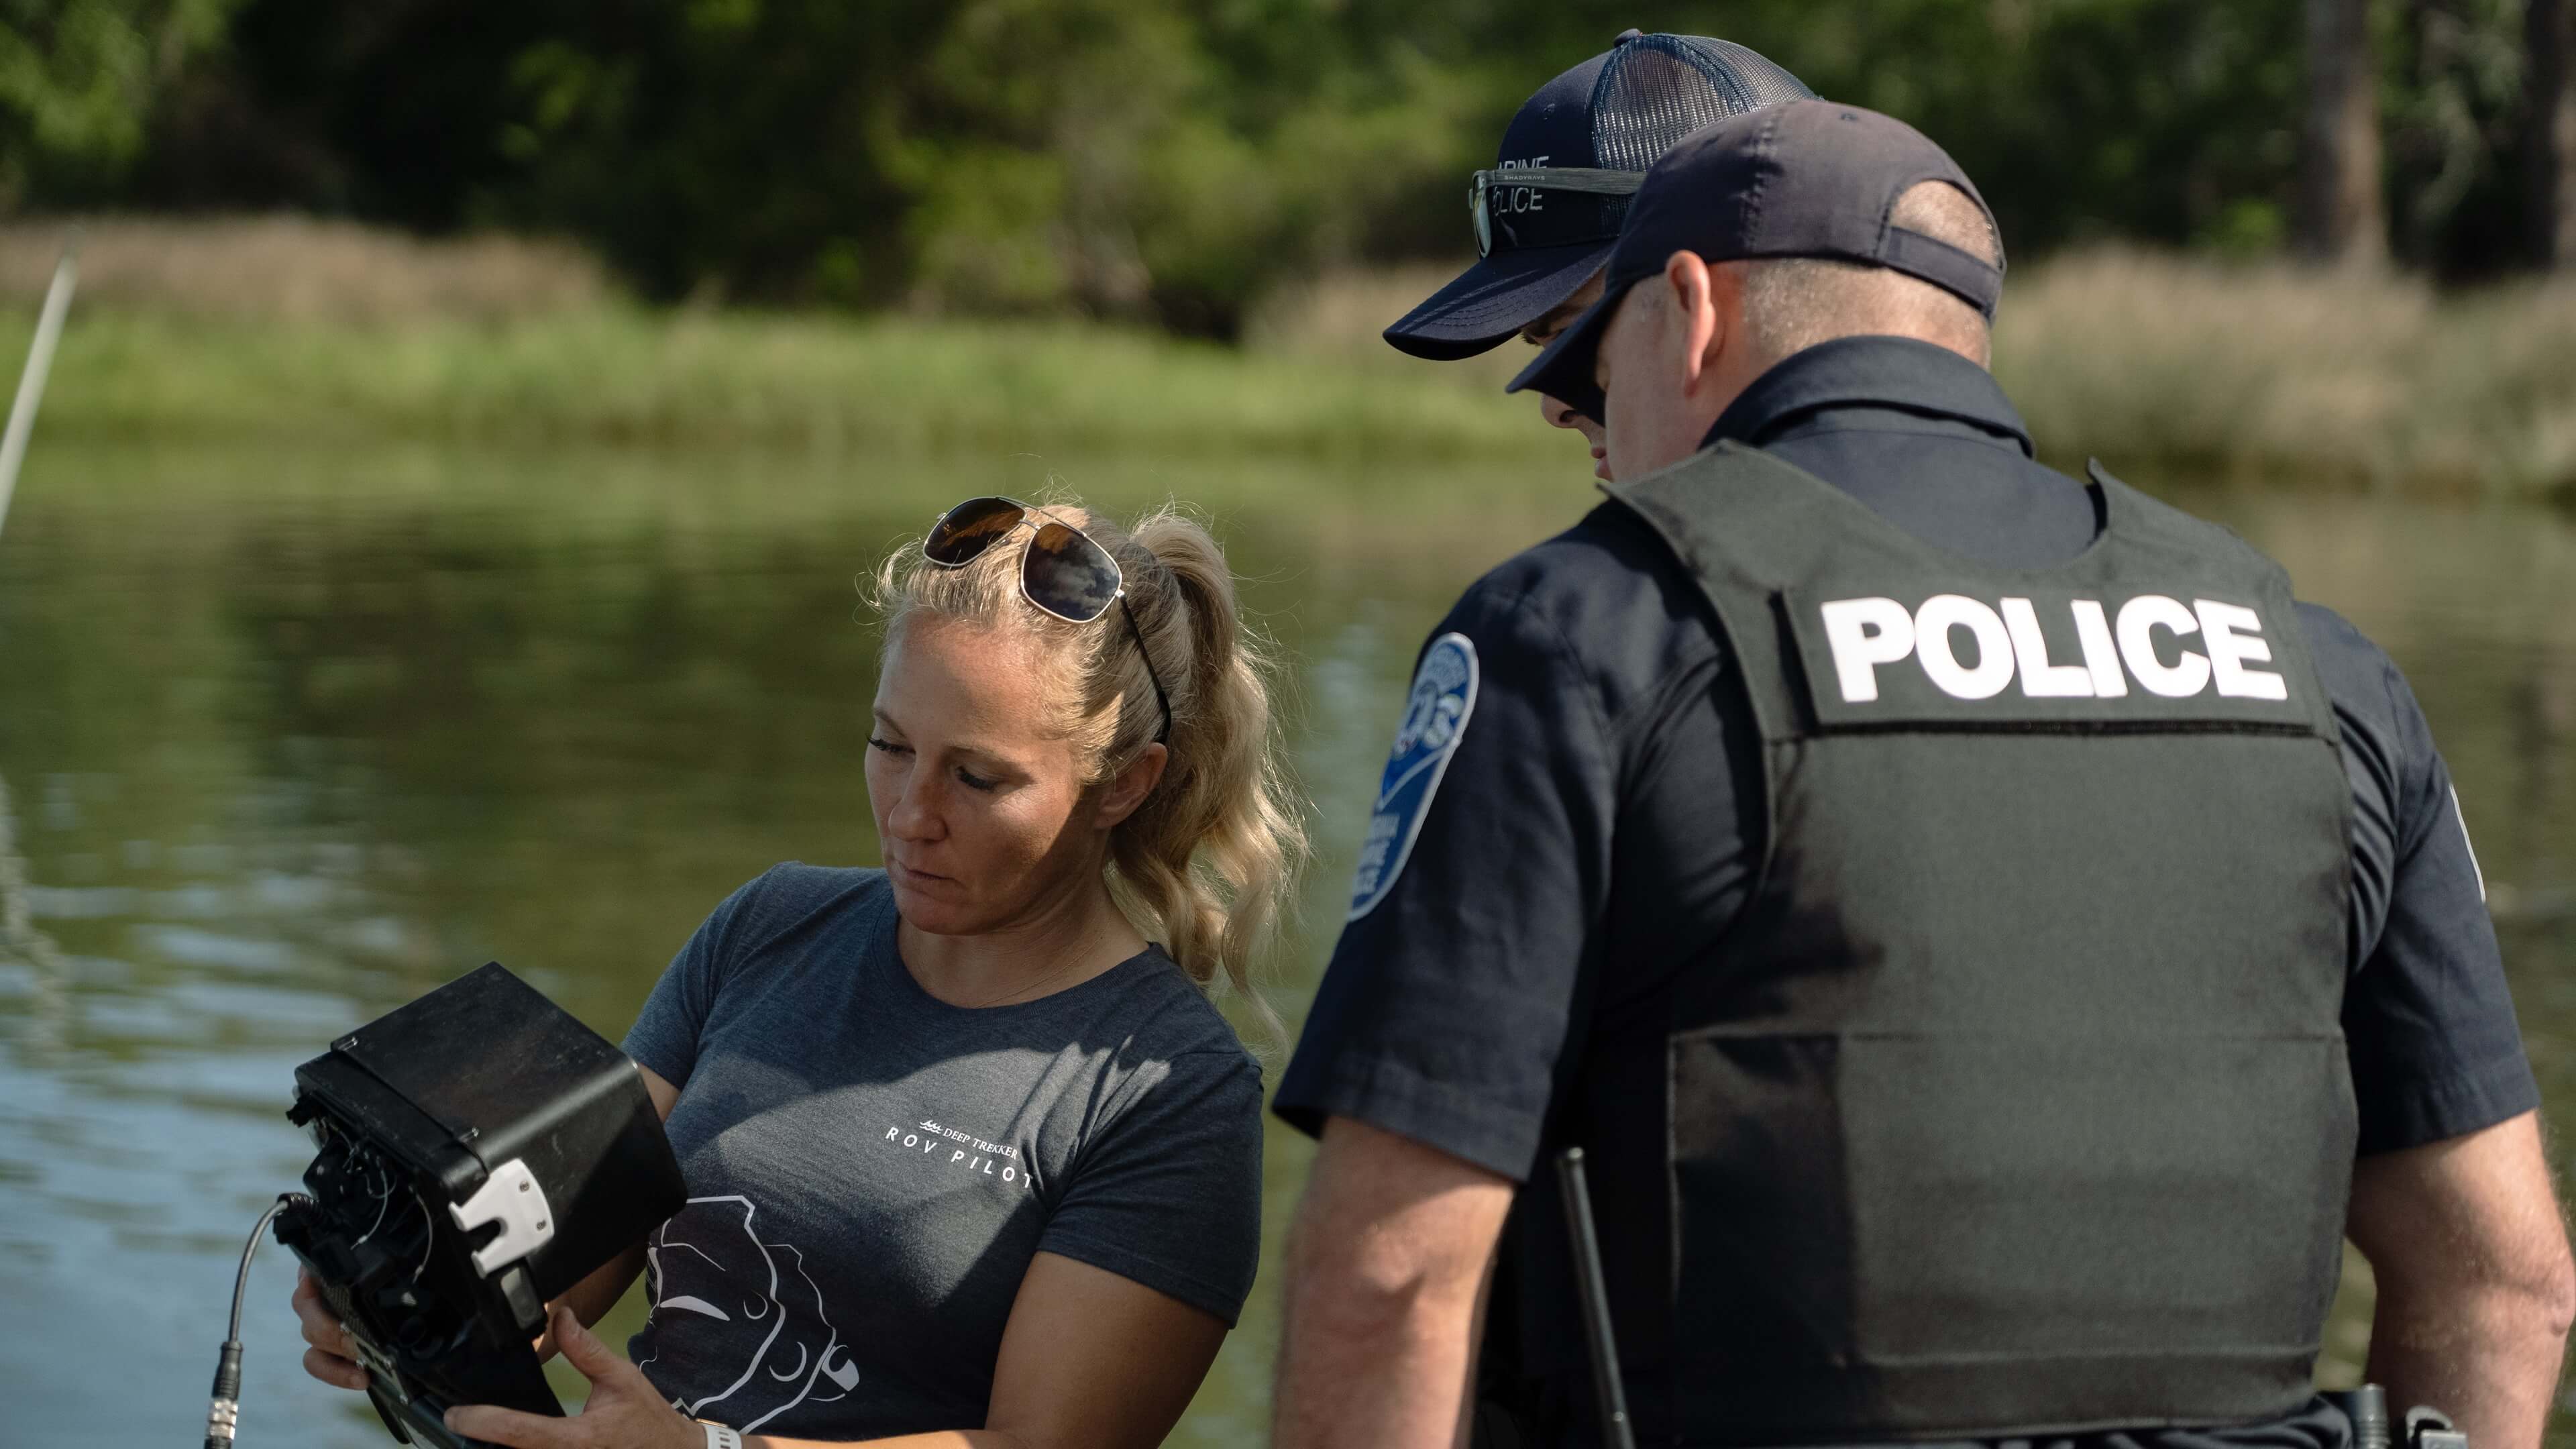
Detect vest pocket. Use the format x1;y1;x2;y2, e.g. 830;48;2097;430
1664;1026;2351;1441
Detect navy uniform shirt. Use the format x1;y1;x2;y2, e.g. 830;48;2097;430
1273;335;2538;1447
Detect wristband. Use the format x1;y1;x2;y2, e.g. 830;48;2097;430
700;1422;743;1449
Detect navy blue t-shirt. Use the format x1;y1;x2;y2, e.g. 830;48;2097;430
626;865;1262;1439
1274;337;2537;1448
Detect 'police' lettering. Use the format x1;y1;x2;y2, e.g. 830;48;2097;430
2196;599;2288;701
2116;595;2207;698
1819;597;1913;702
1913;594;2015;700
1821;594;2287;704
2001;598;2092;697
2069;599;2128;696
1493;155;1550;215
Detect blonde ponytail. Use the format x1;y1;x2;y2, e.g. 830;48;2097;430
873;498;1308;1044
1103;508;1307;1046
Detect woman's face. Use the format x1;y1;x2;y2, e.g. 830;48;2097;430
867;613;1111;935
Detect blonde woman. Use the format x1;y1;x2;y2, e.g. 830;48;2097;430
294;497;1304;1449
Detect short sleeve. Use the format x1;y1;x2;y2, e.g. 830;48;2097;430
1273;583;1617;1181
1036;1051;1264;1326
622;871;772;1088
2326;625;2540;1153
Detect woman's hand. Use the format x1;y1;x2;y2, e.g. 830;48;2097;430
444;1305;701;1449
290;1267;370;1393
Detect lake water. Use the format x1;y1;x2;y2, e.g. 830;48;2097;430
0;442;2569;1446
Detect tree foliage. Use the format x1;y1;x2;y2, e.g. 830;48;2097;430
0;0;238;207
0;0;2550;332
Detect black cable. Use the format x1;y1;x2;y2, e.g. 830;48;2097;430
207;1193;313;1449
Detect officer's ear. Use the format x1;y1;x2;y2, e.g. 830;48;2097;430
1660;251;1733;394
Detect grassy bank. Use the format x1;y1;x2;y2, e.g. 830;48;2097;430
0;216;606;323
1255;254;2576;500
1997;250;2576;498
2;219;2571;497
0;304;1531;462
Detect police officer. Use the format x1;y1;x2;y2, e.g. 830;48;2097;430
1273;100;2575;1449
1379;36;1811;1446
1382;30;1811;478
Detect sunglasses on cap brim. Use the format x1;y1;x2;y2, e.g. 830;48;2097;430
922;496;1174;744
1470;165;1644;258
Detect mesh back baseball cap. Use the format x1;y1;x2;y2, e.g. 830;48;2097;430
1507;99;2006;419
1382;30;1812;361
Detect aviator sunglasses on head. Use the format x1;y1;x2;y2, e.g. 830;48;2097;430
923;496;1173;745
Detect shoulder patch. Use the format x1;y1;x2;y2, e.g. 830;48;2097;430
1347;633;1480;921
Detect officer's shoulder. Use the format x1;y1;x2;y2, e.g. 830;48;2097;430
2292;600;2412;727
1448;500;1703;637
2094;464;2284;570
1430;502;1723;722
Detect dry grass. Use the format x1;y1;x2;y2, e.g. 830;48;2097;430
0;217;2565;497
1994;248;2576;496
1244;263;1532;391
0;304;1540;465
0;215;609;324
0;218;1540;463
1250;250;2576;498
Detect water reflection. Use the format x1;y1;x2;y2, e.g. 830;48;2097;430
0;445;2568;1444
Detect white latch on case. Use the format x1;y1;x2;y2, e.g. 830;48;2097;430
448;1159;555;1277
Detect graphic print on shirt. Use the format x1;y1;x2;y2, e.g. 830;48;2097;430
638;1195;861;1434
1348;632;1479;921
880;1118;1034;1189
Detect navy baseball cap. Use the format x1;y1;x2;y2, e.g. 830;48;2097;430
1382;30;1812;361
1507;100;2006;419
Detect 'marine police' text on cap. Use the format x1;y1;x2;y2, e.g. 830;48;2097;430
1818;593;2288;704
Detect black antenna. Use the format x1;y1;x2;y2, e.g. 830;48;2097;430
1555;1147;1637;1449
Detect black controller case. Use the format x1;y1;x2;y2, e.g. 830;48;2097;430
276;962;684;1449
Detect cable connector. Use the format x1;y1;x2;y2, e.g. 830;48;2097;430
205;1193;311;1449
204;1338;244;1449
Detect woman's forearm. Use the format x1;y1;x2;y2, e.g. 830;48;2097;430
545;1064;676;1350
740;1413;1202;1449
535;1239;648;1360
561;1240;648;1325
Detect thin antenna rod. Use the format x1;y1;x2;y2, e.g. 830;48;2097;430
1556;1146;1638;1449
0;232;80;543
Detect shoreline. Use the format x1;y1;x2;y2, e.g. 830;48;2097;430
0;248;2567;504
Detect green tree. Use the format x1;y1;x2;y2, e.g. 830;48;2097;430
31;0;2571;329
2534;0;2576;264
0;0;237;208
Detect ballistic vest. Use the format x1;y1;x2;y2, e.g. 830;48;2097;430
1603;443;2355;1445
